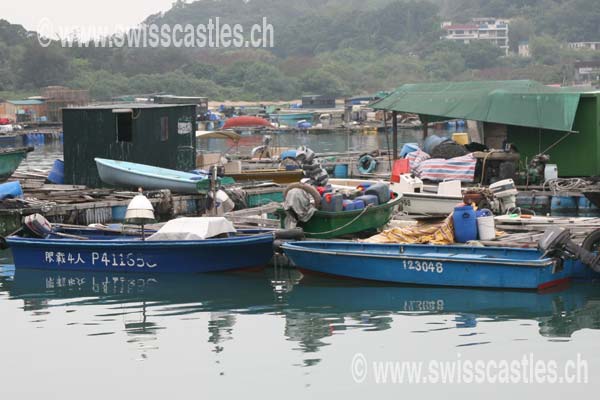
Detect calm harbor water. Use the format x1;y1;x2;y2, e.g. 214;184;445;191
2;129;599;398
1;262;600;398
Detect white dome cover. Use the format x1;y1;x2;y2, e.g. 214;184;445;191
125;194;155;222
147;217;237;241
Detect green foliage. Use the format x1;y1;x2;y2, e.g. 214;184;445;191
19;43;74;88
0;0;597;100
530;35;562;65
508;17;534;53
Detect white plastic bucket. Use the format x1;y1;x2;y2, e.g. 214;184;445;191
477;215;496;241
544;164;558;181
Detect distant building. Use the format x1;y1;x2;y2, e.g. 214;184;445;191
574;61;600;84
518;41;530;57
441;18;509;55
151;95;209;116
301;95;336;109
0;99;47;123
568;42;600;51
41;86;90;122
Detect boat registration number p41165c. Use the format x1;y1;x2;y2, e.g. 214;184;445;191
43;251;157;269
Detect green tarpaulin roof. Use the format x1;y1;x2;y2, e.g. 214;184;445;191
371;80;582;132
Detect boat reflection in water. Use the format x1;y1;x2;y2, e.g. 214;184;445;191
2;266;600;362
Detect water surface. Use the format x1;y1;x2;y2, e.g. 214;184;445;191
3;129;599;398
1;260;599;398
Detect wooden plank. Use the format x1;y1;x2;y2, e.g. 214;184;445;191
229;217;279;228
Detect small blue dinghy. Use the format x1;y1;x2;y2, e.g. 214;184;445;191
7;217;275;273
281;241;574;290
95;158;204;193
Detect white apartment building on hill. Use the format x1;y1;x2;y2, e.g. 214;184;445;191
442;18;510;55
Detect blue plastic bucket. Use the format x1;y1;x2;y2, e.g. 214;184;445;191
453;205;478;243
47;160;65;184
333;164;349;178
111;205;127;222
0;181;23;200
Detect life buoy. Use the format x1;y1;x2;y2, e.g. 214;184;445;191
357;154;377;174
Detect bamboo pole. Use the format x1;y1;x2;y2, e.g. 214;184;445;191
392;111;398;161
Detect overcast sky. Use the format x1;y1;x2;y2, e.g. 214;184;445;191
0;0;178;32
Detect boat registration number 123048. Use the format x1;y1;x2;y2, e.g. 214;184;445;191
403;260;444;274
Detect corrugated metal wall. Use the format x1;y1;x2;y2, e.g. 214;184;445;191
63;105;197;187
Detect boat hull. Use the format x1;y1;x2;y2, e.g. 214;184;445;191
328;179;460;216
285;197;402;239
400;192;461;215
0;148;30;182
7;232;275;273
95;158;199;193
282;241;573;289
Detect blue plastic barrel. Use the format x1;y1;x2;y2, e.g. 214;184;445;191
365;182;391;204
47;160;64;184
355;194;379;207
453;205;478;243
551;196;578;216
423;135;447;155
578;197;599;216
0;181;23;200
400;143;419;158
333;164;349;178
280;149;297;160
342;199;355;211
352;199;365;210
322;193;344;212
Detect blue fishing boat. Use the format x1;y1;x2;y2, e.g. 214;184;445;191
6;223;276;274
281;241;574;290
95;158;204;193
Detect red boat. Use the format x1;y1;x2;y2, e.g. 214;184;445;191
222;116;273;130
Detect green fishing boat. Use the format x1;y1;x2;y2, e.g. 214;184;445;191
278;196;402;239
0;147;32;182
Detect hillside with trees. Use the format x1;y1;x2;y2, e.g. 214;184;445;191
1;0;599;101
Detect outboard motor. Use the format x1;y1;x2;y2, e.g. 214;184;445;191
489;179;518;213
538;228;600;273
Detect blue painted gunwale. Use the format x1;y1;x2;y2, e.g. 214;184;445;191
7;230;275;273
281;241;574;290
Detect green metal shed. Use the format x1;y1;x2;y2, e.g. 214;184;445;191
371;81;600;177
63;103;197;188
506;92;600;176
